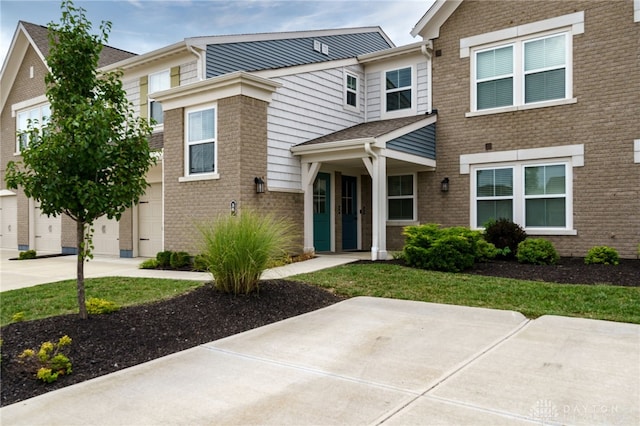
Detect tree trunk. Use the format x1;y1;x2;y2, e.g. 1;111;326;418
77;220;88;319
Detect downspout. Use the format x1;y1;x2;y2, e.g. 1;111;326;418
421;41;433;114
186;43;205;81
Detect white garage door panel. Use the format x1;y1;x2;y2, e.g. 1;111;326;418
0;196;18;249
34;203;61;252
138;183;162;258
92;215;119;256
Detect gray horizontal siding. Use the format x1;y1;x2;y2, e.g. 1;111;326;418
206;32;390;77
387;123;436;159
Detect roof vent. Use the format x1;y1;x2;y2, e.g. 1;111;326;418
313;40;329;56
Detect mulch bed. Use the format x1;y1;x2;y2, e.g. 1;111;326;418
1;257;638;406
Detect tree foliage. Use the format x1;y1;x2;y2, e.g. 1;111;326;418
5;0;155;319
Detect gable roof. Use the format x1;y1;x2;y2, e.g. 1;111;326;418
411;0;463;40
1;21;137;112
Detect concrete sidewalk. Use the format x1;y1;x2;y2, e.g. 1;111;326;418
1;249;639;425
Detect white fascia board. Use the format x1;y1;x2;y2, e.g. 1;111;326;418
291;138;374;155
358;41;424;64
153;71;282;110
382;148;437;168
187;26;394;49
411;0;463;40
459;144;584;174
100;41;190;73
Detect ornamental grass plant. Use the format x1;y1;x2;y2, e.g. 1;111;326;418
198;211;296;295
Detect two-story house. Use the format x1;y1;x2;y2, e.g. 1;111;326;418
410;0;639;259
0;22;136;256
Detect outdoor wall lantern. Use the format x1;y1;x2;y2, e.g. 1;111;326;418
441;177;450;193
254;177;265;194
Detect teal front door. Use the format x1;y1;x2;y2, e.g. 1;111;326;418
313;173;331;252
341;176;357;250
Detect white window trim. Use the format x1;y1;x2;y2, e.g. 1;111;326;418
381;65;417;119
634;139;640;163
344;71;359;112
181;103;219;181
634;0;640;23
463;144;583;235
148;69;170;129
461;11;584;117
14;102;51;154
386;173;417;223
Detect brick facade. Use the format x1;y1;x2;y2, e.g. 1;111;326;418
420;0;639;258
163;95;304;255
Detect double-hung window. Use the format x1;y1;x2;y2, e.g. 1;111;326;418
345;72;358;109
16;104;50;153
185;105;216;176
463;11;584;116
473;32;568;112
387;174;416;221
148;70;170;125
473;162;570;231
385;67;412;113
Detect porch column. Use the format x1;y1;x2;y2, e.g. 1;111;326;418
301;161;321;254
370;154;387;260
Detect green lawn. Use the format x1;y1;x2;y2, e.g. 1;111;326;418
1;277;203;326
292;263;640;324
2;264;639;327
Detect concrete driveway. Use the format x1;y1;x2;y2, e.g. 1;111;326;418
1;250;639;425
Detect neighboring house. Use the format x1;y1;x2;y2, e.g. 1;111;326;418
410;0;639;259
0;22;137;256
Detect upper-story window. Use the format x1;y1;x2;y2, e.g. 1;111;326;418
16;103;50;153
345;72;358;109
185;104;216;176
385;67;412;112
474;32;569;111
462;11;584;117
148;70;170;125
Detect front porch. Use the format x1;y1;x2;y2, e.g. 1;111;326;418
291;113;437;260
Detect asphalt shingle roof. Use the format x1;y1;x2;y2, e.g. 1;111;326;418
20;21;137;67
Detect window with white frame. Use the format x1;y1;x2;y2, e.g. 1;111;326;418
185;105;216;176
473;32;569;111
387;174;415;221
16;104;50;153
345;72;358;109
148;70;170;125
385;67;412;112
473;162;570;231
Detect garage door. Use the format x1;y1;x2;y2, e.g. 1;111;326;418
34;202;61;252
138;183;162;257
92;214;119;256
0;195;17;249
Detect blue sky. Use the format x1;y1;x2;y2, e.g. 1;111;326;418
1;0;434;66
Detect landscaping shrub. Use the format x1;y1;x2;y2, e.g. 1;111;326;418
403;224;496;272
155;251;173;268
198;211;296;295
18;250;36;260
139;258;159;269
170;251;191;269
192;254;209;272
516;238;559;265
483;219;527;259
18;335;72;383
585;246;619;265
85;298;120;315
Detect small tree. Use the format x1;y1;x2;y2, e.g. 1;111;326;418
5;0;155;319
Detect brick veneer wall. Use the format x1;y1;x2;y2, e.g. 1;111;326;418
163;95;304;254
421;0;639;258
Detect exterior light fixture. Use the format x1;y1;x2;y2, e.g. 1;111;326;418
254;177;265;194
441;177;449;192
